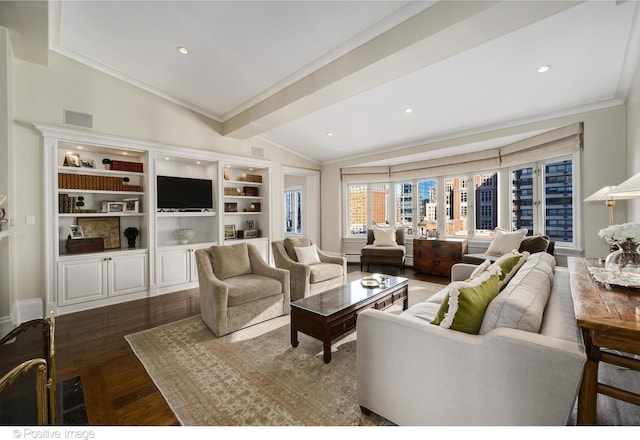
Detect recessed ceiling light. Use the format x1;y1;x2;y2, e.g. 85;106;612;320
537;64;550;73
165;157;170;161
327;132;334;137
404;107;413;114
77;146;83;150
196;161;201;165
177;46;189;55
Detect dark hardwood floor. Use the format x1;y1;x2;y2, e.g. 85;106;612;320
48;264;447;425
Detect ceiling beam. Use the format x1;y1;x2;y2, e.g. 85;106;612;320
222;0;582;140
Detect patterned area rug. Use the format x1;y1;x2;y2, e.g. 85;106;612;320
125;274;443;426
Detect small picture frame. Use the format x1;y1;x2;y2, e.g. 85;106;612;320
64;152;81;167
107;202;124;213
123;198;139;213
224;224;236;239
80;158;95;168
69;225;84;239
246;220;255;229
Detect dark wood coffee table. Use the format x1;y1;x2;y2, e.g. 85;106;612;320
290;275;409;363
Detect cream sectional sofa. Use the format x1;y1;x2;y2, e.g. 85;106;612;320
356;252;586;425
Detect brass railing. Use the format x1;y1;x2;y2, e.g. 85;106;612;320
0;311;56;424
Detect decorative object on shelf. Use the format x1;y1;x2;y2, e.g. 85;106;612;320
77;217;121;249
80;159;94;168
123;227;139;248
224;202;238;212
107;202;124;213
65;237;104;255
69;225;84;239
224;187;242;196
237;229;259;239
75;196;85;210
102;158;112;170
246;220;255;229
244;203;260;213
0;194;7;231
243;186;259;196
224;225;236;240
223;169;230;180
64;152;81;167
123;198;139;213
174;228;195;245
244;174;262;183
598;223;640;279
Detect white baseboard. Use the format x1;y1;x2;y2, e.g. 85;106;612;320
0;316;14;337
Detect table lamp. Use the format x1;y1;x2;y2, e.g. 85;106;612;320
417;222;427;238
608;172;640;198
584;186;620;225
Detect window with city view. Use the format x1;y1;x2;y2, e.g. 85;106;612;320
284;188;302;234
417;179;437;235
347;183;389;235
395;183;414;236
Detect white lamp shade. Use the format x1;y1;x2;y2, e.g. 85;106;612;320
608;172;640;198
584;186;618;202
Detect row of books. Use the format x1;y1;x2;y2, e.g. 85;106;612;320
111;160;144;172
58;173;141;192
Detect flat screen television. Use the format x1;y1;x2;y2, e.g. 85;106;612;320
157;175;213;210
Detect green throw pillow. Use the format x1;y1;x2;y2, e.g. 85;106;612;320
431;267;501;334
489;250;529;288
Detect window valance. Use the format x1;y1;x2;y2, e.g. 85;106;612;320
340;122;583;183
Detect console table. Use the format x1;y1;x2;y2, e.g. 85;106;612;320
567;256;640;424
413;238;467;277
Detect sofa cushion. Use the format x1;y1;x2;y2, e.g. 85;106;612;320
226;274;283;307
284;236;311;261
210;243;251;280
480;254;554;334
489;250;529;289
518;235;550;254
431;266;501;334
486;228;527;256
373;226;397;246
403;301;442;323
295;244;321;265
309;263;343;284
361;244;406;261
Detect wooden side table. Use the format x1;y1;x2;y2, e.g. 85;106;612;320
413;238;467;277
567;256;640;424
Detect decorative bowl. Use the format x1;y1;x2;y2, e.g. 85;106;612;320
174;228;195;244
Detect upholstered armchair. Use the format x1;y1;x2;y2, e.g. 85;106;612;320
271;237;347;301
195;242;290;337
360;227;406;273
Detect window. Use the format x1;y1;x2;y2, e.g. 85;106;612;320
510;157;575;244
346;183;390;236
417;179;437;232
474;172;498;238
395;182;414;236
445;176;468;238
284;188;302;234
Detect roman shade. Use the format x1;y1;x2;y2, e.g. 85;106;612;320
340;122;583;183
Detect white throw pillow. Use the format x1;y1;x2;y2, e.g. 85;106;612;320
294;244;321;265
486;228;527;256
373;227;397;246
469;259;491;279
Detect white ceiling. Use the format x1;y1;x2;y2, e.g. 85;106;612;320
44;1;640;164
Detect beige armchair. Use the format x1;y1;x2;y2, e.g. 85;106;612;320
195;242;290;337
272;237;347;301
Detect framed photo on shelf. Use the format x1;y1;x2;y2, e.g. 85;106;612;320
123;198;139;213
77;216;121;249
69;225;84;239
64;152;81;167
80;158;95;168
107;202;124;213
224;224;236;239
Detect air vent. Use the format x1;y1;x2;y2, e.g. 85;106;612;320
64;110;94;128
251;146;264;157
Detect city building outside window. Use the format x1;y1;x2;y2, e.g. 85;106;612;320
284;188;302;234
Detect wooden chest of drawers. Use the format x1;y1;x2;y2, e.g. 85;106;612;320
413;238;468;277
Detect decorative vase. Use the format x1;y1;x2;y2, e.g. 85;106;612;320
174;228;195;245
605;238;640;275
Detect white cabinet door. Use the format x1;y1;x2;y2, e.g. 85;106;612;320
157;249;191;287
108;253;148;297
58;257;108;306
251;239;269;263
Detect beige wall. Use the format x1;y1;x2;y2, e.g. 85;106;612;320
626;54;640;222
321;106;628;261
9;51;319;311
